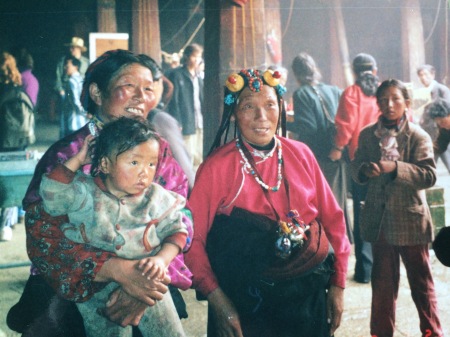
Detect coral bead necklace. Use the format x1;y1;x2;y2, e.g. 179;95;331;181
236;137;283;191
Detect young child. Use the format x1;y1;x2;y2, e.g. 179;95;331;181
40;117;189;337
60;55;86;138
351;79;443;337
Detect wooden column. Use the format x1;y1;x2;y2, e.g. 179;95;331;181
401;0;425;85
131;0;161;64
203;0;283;153
330;0;352;88
97;0;117;32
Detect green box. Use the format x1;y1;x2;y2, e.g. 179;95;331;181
0;159;38;208
426;186;446;231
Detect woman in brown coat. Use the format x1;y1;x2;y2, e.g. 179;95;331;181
351;79;443;337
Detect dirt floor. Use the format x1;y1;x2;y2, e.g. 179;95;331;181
1;119;449;336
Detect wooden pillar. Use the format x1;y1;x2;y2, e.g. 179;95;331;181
329;0;353;88
131;0;161;64
203;0;283;153
401;0;425;85
97;0;117;32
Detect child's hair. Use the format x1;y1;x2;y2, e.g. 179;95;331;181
64;55;81;70
90;117;160;176
376;78;410;105
425;98;450;119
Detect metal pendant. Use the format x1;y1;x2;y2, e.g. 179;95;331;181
275;234;292;259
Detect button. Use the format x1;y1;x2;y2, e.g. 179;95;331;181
115;245;122;250
120;199;126;205
115;224;121;230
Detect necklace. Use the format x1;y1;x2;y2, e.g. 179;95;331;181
236;137;283;191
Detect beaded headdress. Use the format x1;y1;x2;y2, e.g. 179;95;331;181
209;68;287;155
224;69;286;106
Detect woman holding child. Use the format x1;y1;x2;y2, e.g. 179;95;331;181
8;50;192;336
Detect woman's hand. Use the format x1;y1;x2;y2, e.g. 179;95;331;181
327;285;344;336
95;257;170;306
207;288;244;337
328;148;343;162
98;287;148;327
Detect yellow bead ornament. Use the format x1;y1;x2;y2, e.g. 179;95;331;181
225;73;245;92
263;69;281;87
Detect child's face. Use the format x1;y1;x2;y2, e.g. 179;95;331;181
377;86;410;121
64;60;77;76
435;115;450;130
101;139;159;198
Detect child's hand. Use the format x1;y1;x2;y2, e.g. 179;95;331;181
64;135;96;172
138;256;167;281
361;162;382;178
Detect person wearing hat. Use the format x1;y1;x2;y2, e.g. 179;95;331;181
329;53;380;283
54;37;89;136
54;37;89;97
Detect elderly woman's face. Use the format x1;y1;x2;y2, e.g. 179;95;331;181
98;63;156;123
235;85;279;146
377;86;410;121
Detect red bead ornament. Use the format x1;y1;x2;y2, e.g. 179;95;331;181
228;75;237;84
273;71;281;79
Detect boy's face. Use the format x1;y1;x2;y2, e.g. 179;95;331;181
64;60;77;76
101;139;159;198
435;115;450;130
187;51;202;71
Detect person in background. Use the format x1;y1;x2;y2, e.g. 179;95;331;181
13;47;39;107
329;53;380;283
167;43;204;167
145;57;195;191
7;50;192;337
39;117;189;337
288;52;352;242
351;78;443;337
0;52;34;242
53;37;89;122
426;98;450;158
417;64;450;173
185;68;350;337
60;55;86;138
433;226;450;268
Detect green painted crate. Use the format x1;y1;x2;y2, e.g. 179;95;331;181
0;157;38;208
426;186;446;231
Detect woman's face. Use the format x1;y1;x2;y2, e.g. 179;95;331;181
96;63;156;123
377;86;410;121
234;85;280;146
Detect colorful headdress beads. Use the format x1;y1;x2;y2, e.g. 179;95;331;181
224;68;286;105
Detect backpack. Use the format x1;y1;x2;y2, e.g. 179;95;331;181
0;86;36;149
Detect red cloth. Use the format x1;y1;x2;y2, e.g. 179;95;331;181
185;137;350;297
334;84;380;160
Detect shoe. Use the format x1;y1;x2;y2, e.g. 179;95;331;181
353;275;370;284
0;226;13;241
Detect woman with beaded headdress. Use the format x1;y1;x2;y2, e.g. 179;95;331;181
7;49;193;336
185;68;351;336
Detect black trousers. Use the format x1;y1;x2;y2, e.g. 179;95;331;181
207;256;334;337
352;179;373;281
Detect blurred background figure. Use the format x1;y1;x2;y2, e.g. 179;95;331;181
288;52;352;243
53;37;89;124
0;52;35;241
329;53;380;284
167;43;204;168
417;64;450;173
59;55;86;139
12;47;39;107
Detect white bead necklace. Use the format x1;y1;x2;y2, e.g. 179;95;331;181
236;137;283;192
